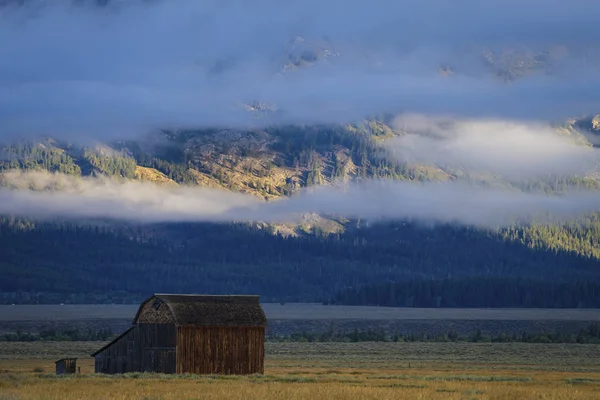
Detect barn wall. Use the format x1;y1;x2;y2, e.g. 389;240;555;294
94;324;177;374
94;327;139;374
176;326;265;375
138;323;177;373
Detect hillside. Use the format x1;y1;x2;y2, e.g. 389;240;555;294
0;121;445;226
2;115;598;198
1;114;600;305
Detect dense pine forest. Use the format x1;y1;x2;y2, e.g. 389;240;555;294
2;216;600;306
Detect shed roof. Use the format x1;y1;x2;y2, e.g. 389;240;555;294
134;294;268;327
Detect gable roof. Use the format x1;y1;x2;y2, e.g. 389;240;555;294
134;294;268;327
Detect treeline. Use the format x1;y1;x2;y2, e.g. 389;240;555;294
330;278;600;308
0;142;136;178
0;290;142;305
83;150;136;178
502;214;600;259
1;218;600;304
0;142;81;175
269;323;600;344
2;327;113;342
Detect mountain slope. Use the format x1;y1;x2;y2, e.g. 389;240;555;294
1;116;600;305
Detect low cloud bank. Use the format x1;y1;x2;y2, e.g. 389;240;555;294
1;171;599;227
386;115;600;180
0;170;262;222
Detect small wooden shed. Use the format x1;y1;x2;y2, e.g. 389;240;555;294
92;294;267;375
55;358;77;375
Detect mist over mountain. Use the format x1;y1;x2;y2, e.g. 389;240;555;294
1;0;600;306
1;0;600;139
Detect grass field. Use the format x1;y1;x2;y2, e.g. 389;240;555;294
2;303;600;321
1;342;600;399
2;305;600;399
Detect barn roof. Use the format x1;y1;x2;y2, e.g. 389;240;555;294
134;294;268;327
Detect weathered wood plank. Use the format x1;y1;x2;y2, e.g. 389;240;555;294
176;326;264;375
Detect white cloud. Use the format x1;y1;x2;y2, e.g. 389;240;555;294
1;171;599;227
386;114;600;179
0;170;262;221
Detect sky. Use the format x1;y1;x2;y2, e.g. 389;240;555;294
0;0;599;139
1;0;600;226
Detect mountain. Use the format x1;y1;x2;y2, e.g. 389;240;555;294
2;115;600;306
1;1;600;306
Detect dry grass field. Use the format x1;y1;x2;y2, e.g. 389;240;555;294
1;342;600;399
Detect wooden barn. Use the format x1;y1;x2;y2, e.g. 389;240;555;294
91;294;267;375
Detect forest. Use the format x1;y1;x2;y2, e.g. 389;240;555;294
1;216;600;306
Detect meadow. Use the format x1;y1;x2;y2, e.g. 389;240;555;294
2;305;600;399
2;341;600;399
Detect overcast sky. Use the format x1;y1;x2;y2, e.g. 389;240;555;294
0;0;599;139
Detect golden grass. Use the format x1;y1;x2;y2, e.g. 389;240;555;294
2;342;600;399
2;357;600;399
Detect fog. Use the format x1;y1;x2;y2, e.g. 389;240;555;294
1;170;598;227
386;115;600;180
0;170;262;222
0;0;599;139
